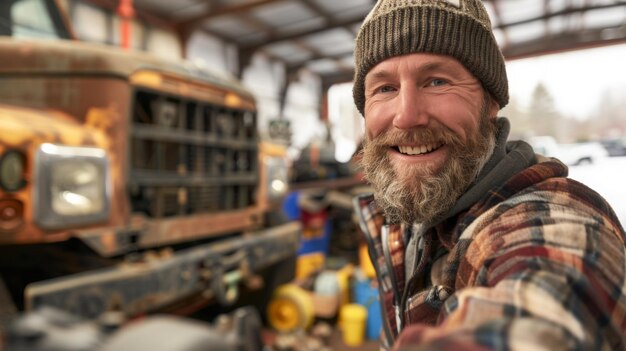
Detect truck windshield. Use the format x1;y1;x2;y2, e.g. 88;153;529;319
0;0;71;39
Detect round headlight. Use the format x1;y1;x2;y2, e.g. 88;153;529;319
0;150;25;192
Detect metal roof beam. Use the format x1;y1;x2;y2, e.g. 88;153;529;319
286;49;354;76
239;12;364;55
176;0;285;32
503;26;626;60
494;2;625;30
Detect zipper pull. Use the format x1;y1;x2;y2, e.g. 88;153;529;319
394;303;402;333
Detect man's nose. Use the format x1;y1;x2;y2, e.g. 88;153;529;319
393;86;429;129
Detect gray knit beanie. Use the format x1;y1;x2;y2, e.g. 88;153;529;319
353;0;509;116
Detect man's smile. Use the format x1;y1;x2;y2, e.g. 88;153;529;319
388;142;448;173
396;142;445;155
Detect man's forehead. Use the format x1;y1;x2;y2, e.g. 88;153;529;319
365;53;469;82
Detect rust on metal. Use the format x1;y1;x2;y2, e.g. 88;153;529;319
0;3;299;319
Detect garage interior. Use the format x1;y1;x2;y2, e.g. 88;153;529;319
0;0;625;350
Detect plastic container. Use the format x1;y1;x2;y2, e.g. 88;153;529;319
267;284;314;332
353;279;382;340
285;190;332;280
358;244;376;279
339;304;367;346
313;271;341;318
295;252;325;280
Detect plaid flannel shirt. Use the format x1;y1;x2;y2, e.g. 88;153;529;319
354;159;626;350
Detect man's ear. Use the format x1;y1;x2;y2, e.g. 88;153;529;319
487;94;500;118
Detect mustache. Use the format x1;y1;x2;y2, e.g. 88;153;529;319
363;123;463;149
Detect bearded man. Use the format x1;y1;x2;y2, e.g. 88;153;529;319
352;0;626;350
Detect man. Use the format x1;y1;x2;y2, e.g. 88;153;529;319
352;0;626;350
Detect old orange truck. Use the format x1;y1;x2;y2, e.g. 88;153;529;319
0;0;299;320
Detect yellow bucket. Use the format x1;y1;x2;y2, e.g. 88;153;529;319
359;244;376;279
339;304;367;346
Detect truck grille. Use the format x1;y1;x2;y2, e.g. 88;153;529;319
129;89;258;217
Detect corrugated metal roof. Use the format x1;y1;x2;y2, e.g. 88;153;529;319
122;0;626;89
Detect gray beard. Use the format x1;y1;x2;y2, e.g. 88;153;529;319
361;108;497;225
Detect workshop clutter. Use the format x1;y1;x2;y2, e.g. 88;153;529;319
267;284;316;332
352;274;382;341
275;182;379;348
266;265;382;347
339;303;367;346
284;188;366;279
283;190;333;280
358;240;377;280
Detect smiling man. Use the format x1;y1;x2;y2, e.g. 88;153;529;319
352;0;626;350
361;53;499;225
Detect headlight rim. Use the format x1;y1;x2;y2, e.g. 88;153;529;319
33;143;111;230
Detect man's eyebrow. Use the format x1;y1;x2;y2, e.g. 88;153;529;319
366;61;460;86
365;69;394;85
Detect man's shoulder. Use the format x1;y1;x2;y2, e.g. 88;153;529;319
461;159;624;239
481;157;596;208
502;165;612;217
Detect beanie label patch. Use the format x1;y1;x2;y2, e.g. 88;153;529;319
441;0;461;8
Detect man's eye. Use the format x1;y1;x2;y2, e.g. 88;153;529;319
429;79;447;87
376;85;395;93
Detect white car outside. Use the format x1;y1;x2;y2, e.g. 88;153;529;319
528;136;608;166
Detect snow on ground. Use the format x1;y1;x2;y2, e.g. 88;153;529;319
568;156;626;227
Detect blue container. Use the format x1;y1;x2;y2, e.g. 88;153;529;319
353;279;382;340
283;191;332;256
282;191;301;220
297;218;331;255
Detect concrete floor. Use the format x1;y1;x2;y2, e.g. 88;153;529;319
261;327;379;351
329;329;379;351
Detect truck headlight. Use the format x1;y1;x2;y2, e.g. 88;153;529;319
51;161;103;215
0;150;25;192
264;156;288;201
34;144;110;230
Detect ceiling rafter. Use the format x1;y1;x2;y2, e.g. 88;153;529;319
239;11;274;33
493;2;625;31
283;1;355;80
175;0;284;32
503;26;626;60
489;0;509;48
542;0;550;39
299;0;355;34
238;12;363;57
299;0;331;19
290;40;353;80
286;49;354;77
291;39;322;61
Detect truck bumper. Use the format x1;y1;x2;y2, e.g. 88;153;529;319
24;221;301;319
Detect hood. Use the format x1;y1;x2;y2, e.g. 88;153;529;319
0;104;107;151
0;37;252;100
437;117;537;224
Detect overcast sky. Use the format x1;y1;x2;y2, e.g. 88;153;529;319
505;43;626;120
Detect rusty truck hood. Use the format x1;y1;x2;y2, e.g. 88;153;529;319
0;104;107;150
0;37;253;100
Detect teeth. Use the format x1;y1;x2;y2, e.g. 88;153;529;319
398;143;441;155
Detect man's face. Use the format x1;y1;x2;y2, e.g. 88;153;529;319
361;53;499;224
